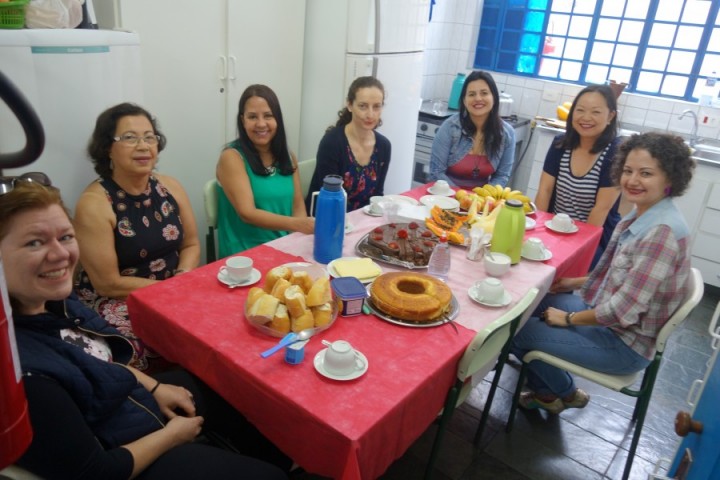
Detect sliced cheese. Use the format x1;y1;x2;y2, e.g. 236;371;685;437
334;258;381;280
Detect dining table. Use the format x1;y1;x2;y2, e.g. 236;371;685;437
127;183;601;480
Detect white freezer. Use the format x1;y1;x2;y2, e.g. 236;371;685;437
346;0;430;54
0;29;143;213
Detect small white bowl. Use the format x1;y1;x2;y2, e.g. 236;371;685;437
484;252;511;277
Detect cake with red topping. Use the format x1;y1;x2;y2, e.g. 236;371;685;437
366;222;437;266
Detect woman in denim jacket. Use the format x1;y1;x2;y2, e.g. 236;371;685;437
429;71;516;189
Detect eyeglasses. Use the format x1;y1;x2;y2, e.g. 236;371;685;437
113;133;161;146
0;172;52;196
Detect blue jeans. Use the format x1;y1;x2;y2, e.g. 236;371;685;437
511;293;651;398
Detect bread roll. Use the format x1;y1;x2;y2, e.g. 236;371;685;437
292;309;314;332
248;293;279;325
306;277;331;307
246;287;265;310
264;266;291;293
270;278;292;301
290;270;314;294
269;304;290;335
312;302;333;327
284;285;307;318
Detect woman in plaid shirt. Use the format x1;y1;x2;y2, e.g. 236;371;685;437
511;133;695;414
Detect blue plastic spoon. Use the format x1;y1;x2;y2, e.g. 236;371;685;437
259;329;317;358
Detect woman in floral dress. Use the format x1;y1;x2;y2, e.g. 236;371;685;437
305;76;391;213
74;103;200;371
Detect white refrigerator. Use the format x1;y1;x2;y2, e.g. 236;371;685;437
0;29;143;213
300;0;430;195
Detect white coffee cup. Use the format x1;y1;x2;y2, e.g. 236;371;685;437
484;252;511;277
474;278;505;304
552;213;575;232
433;179;450;194
369;196;384;215
322;340;366;376
522;237;546;259
224;256;253;283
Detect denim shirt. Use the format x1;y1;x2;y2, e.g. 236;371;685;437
429;113;516;187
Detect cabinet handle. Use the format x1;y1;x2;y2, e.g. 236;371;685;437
228;55;237;81
709;300;720;345
218;55;227;81
685;378;703;407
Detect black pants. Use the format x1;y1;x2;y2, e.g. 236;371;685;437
137;369;291;480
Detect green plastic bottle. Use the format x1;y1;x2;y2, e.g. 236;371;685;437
490;199;526;264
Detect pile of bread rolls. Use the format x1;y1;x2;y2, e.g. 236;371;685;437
246;265;333;335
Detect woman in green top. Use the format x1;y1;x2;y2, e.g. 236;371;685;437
216;84;314;256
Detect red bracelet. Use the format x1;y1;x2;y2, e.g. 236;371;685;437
150;380;161;394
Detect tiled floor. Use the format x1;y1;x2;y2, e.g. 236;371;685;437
297;286;718;480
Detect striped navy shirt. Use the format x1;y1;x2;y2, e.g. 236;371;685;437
553;143;614;222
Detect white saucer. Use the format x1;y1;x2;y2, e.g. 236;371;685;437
314;348;368;381
545;220;579;234
427;186;456;197
383;194;420;206
419;195;460;211
345;223;354;234
362;205;384;217
525;217;537;230
468;286;512;307
521;249;553;262
327;257;382;284
218;267;261;287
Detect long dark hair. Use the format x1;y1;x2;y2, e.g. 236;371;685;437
559;84;617;154
87;103;167;179
458;70;504;158
234;84;293;176
330;76;385;131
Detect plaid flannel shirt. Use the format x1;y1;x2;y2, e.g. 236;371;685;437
581;198;691;360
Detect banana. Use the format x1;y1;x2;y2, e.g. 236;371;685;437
473;186;489;197
495;184;504;198
467;198;478;223
507;190;523;199
503;187;511;199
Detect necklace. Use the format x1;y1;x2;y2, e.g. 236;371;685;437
264;164;276;175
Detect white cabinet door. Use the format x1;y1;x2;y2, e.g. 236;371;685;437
226;0;306;153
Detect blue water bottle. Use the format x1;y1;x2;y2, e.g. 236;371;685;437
313;175;346;264
448;73;466;110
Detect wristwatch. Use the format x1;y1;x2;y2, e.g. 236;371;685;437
565;311;576;325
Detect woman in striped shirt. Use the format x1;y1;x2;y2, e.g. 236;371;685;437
534;85;621;268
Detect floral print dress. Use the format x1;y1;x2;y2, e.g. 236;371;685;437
75;176;183;371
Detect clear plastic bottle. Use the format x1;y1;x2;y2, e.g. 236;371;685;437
428;233;451;282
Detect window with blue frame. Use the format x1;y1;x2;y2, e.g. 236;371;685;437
475;0;720;101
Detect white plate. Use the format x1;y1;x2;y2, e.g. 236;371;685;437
419;195;460;211
521;249;553;262
525;217;536;230
468;286;512;307
314;348;368;381
218;267;261;287
327;257;382;284
362;205;384;217
427;186;456;197
383;194;420;206
545;220;579;234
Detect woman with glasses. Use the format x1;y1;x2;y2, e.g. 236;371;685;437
304;76;391;213
3;180;288;479
74;103;200;371
216;84;314;256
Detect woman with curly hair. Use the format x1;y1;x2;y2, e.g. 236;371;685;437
511;133;695;414
74;103;200;371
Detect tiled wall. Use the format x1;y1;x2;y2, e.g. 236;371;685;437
421;0;720;144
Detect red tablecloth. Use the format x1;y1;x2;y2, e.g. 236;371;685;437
127;186;601;479
128;244;477;480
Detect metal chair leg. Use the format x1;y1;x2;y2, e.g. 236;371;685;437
424;382;461;480
474;348;511;445
506;363;527;432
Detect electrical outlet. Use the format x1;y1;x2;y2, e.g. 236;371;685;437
542;90;560;102
699;107;719;127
